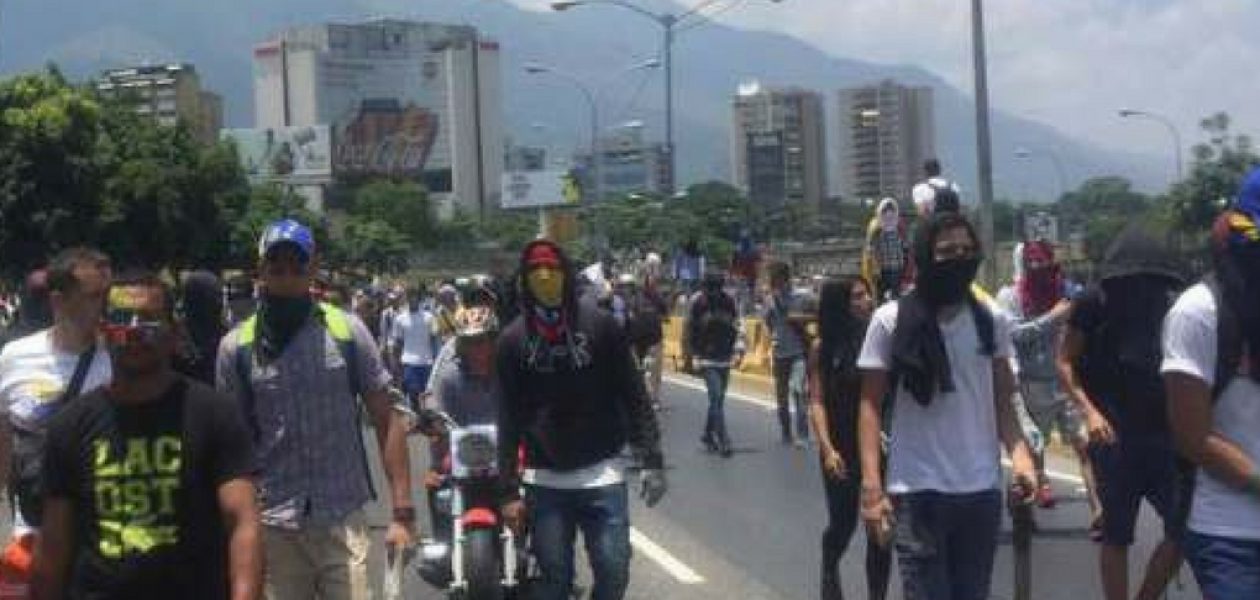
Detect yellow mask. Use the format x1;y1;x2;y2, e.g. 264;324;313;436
526;267;564;308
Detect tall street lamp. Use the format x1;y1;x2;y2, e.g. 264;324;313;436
1118;108;1184;182
524;62;601;206
551;0;784;196
971;0;998;287
1014;147;1068;202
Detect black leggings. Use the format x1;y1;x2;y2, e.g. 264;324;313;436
820;467;892;600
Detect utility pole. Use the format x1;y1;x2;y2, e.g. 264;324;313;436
971;0;997;287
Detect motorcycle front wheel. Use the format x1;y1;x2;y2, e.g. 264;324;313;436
462;528;504;600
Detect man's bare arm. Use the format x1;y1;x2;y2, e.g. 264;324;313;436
31;497;75;600
218;478;262;600
364;387;414;515
1166;372;1258;493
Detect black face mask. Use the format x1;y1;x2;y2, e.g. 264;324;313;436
920;258;980;306
259;294;314;358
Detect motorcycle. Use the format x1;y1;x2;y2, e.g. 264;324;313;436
416;409;527;600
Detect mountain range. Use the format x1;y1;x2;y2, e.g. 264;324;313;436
0;0;1166;200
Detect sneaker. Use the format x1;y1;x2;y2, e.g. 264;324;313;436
1035;484;1057;509
792;439;808;449
700;432;719;453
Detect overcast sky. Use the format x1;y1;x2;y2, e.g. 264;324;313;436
515;0;1259;177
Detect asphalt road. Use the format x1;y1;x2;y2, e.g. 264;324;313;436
367;375;1204;600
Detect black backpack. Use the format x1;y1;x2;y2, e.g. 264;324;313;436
625;292;664;355
9;346;96;526
690;292;738;359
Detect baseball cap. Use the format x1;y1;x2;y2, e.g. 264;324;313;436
258;219;315;261
1237;166;1260;224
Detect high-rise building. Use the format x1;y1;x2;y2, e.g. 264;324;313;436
730;82;827;214
97;64;224;145
836;80;935;203
251;20;503;219
577;123;670;199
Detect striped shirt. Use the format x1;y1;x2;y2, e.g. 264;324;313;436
216;309;392;529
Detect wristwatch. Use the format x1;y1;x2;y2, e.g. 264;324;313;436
392;506;417;524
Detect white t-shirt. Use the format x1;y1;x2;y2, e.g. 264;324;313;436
0;330;112;432
0;329;112;534
523;456;627;489
1161;283;1260;541
857;300;1013;494
911;177;961;216
390;308;435;366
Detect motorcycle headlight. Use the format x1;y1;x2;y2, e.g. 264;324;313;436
451;424;499;476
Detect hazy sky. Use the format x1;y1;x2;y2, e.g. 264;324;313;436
515;0;1259;173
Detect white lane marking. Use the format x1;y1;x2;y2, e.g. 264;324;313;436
630;527;706;584
666;375;1088;486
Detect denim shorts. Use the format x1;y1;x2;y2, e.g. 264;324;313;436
1091;437;1184;546
1184;531;1260;599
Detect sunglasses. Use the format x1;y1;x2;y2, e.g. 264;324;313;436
101;308;168;345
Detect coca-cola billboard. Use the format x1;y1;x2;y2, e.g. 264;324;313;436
333;99;441;180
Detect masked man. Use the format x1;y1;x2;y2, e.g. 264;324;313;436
496;239;666;600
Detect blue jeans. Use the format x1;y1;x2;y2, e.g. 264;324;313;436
892;490;1002;600
773;356;810;441
701;367;730;442
401;364;432;410
526;483;631;600
1184;531;1260;599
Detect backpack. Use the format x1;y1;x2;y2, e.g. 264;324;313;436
8;346;96;527
233;303;376;496
625;291;664;354
689;292;738;359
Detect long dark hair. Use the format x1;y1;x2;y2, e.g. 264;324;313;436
817;276;871;381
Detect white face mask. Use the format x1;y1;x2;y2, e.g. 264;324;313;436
880;210;898;231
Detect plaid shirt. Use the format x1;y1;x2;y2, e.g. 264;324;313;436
875;229;906;271
216;311;392;529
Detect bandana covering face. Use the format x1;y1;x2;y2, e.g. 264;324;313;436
1018;241;1063;317
526;267;564;309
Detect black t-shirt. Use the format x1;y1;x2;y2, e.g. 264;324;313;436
1070;289;1170;438
43;377;256;600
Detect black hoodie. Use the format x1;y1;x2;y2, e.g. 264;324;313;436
1071;226;1185;437
496;240;664;495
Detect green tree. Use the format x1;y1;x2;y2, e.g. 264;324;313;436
348;181;436;248
0;68;103;277
231;184;327;268
1165;112;1260;238
94;103;246;270
339;217;411;273
1057;176;1153;262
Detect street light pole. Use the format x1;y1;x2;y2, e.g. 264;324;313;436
971;0;997;287
525;63;602;243
663;16;675;194
1118;108;1184;182
552;0;783;197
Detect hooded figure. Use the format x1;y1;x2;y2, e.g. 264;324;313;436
496;239;667;599
890;212;996;406
862;198;914;301
1017;240;1064;318
1075;225;1185;431
1208;167;1260;383
175;270;225;385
